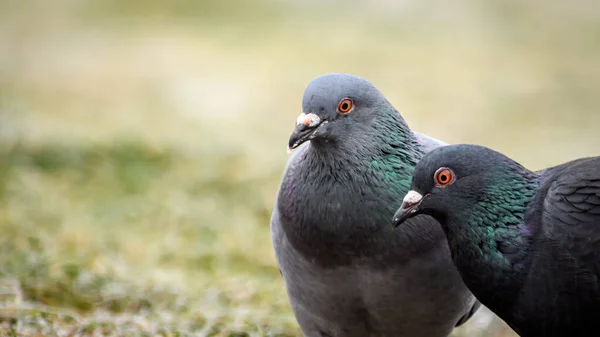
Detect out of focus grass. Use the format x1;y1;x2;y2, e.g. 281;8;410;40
0;0;599;336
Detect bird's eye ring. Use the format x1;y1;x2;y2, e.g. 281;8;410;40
434;167;455;187
337;98;354;114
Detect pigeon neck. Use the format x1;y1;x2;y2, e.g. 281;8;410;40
306;107;422;200
278;108;424;266
445;168;540;317
310;107;422;171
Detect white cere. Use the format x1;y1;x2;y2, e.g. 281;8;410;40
296;113;321;127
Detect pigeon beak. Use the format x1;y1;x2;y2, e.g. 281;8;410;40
287;113;326;151
392;190;425;227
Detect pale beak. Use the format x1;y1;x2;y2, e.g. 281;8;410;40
287;113;325;151
392;190;424;227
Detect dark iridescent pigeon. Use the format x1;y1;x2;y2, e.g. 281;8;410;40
271;73;480;337
393;144;600;337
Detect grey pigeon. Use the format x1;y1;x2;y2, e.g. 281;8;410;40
271;73;480;337
393;144;600;337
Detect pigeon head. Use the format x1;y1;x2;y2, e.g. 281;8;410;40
288;73;394;151
392;144;529;227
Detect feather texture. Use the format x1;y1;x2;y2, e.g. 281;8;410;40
400;144;600;337
271;74;479;337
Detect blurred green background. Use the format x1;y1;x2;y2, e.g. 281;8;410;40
0;0;599;336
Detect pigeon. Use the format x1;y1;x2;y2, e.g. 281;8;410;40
393;144;600;337
271;73;480;337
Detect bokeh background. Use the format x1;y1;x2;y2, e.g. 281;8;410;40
1;0;599;336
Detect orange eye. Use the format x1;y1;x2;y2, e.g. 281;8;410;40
337;98;354;114
434;167;454;186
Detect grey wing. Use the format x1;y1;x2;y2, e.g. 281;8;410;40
270;205;284;277
413;132;447;153
455;300;482;327
542;157;600;274
270;142;310;273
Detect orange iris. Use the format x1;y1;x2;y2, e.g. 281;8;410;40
338;98;353;114
435;168;453;186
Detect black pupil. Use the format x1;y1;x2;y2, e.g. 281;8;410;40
341;103;348;110
440;174;447;182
